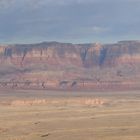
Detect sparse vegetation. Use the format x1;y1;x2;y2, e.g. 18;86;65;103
0;90;140;140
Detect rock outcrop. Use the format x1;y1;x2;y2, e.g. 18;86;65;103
9;98;106;106
0;41;140;90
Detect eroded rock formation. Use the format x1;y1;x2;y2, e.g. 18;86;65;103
9;98;107;106
0;41;140;90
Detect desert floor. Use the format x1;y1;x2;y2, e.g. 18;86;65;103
0;90;140;140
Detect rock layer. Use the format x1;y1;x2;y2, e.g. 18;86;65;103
0;41;140;90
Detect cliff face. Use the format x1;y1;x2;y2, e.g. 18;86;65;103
0;41;140;90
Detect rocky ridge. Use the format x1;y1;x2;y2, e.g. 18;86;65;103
0;41;140;90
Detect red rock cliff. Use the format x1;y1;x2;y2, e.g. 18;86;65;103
0;41;140;90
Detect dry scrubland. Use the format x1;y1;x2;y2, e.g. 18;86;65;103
0;90;140;140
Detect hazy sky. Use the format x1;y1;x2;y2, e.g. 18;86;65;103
0;0;140;44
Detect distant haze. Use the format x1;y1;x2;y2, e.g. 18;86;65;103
0;0;140;44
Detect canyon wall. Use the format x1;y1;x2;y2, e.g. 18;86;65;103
0;41;140;90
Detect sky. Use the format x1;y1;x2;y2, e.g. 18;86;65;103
0;0;140;44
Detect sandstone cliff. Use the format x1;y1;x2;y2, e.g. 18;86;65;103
0;41;140;90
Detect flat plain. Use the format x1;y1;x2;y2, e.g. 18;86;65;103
0;90;140;140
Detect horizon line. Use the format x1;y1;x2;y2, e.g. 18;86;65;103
0;39;140;46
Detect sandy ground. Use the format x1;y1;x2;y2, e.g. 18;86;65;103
0;90;140;140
